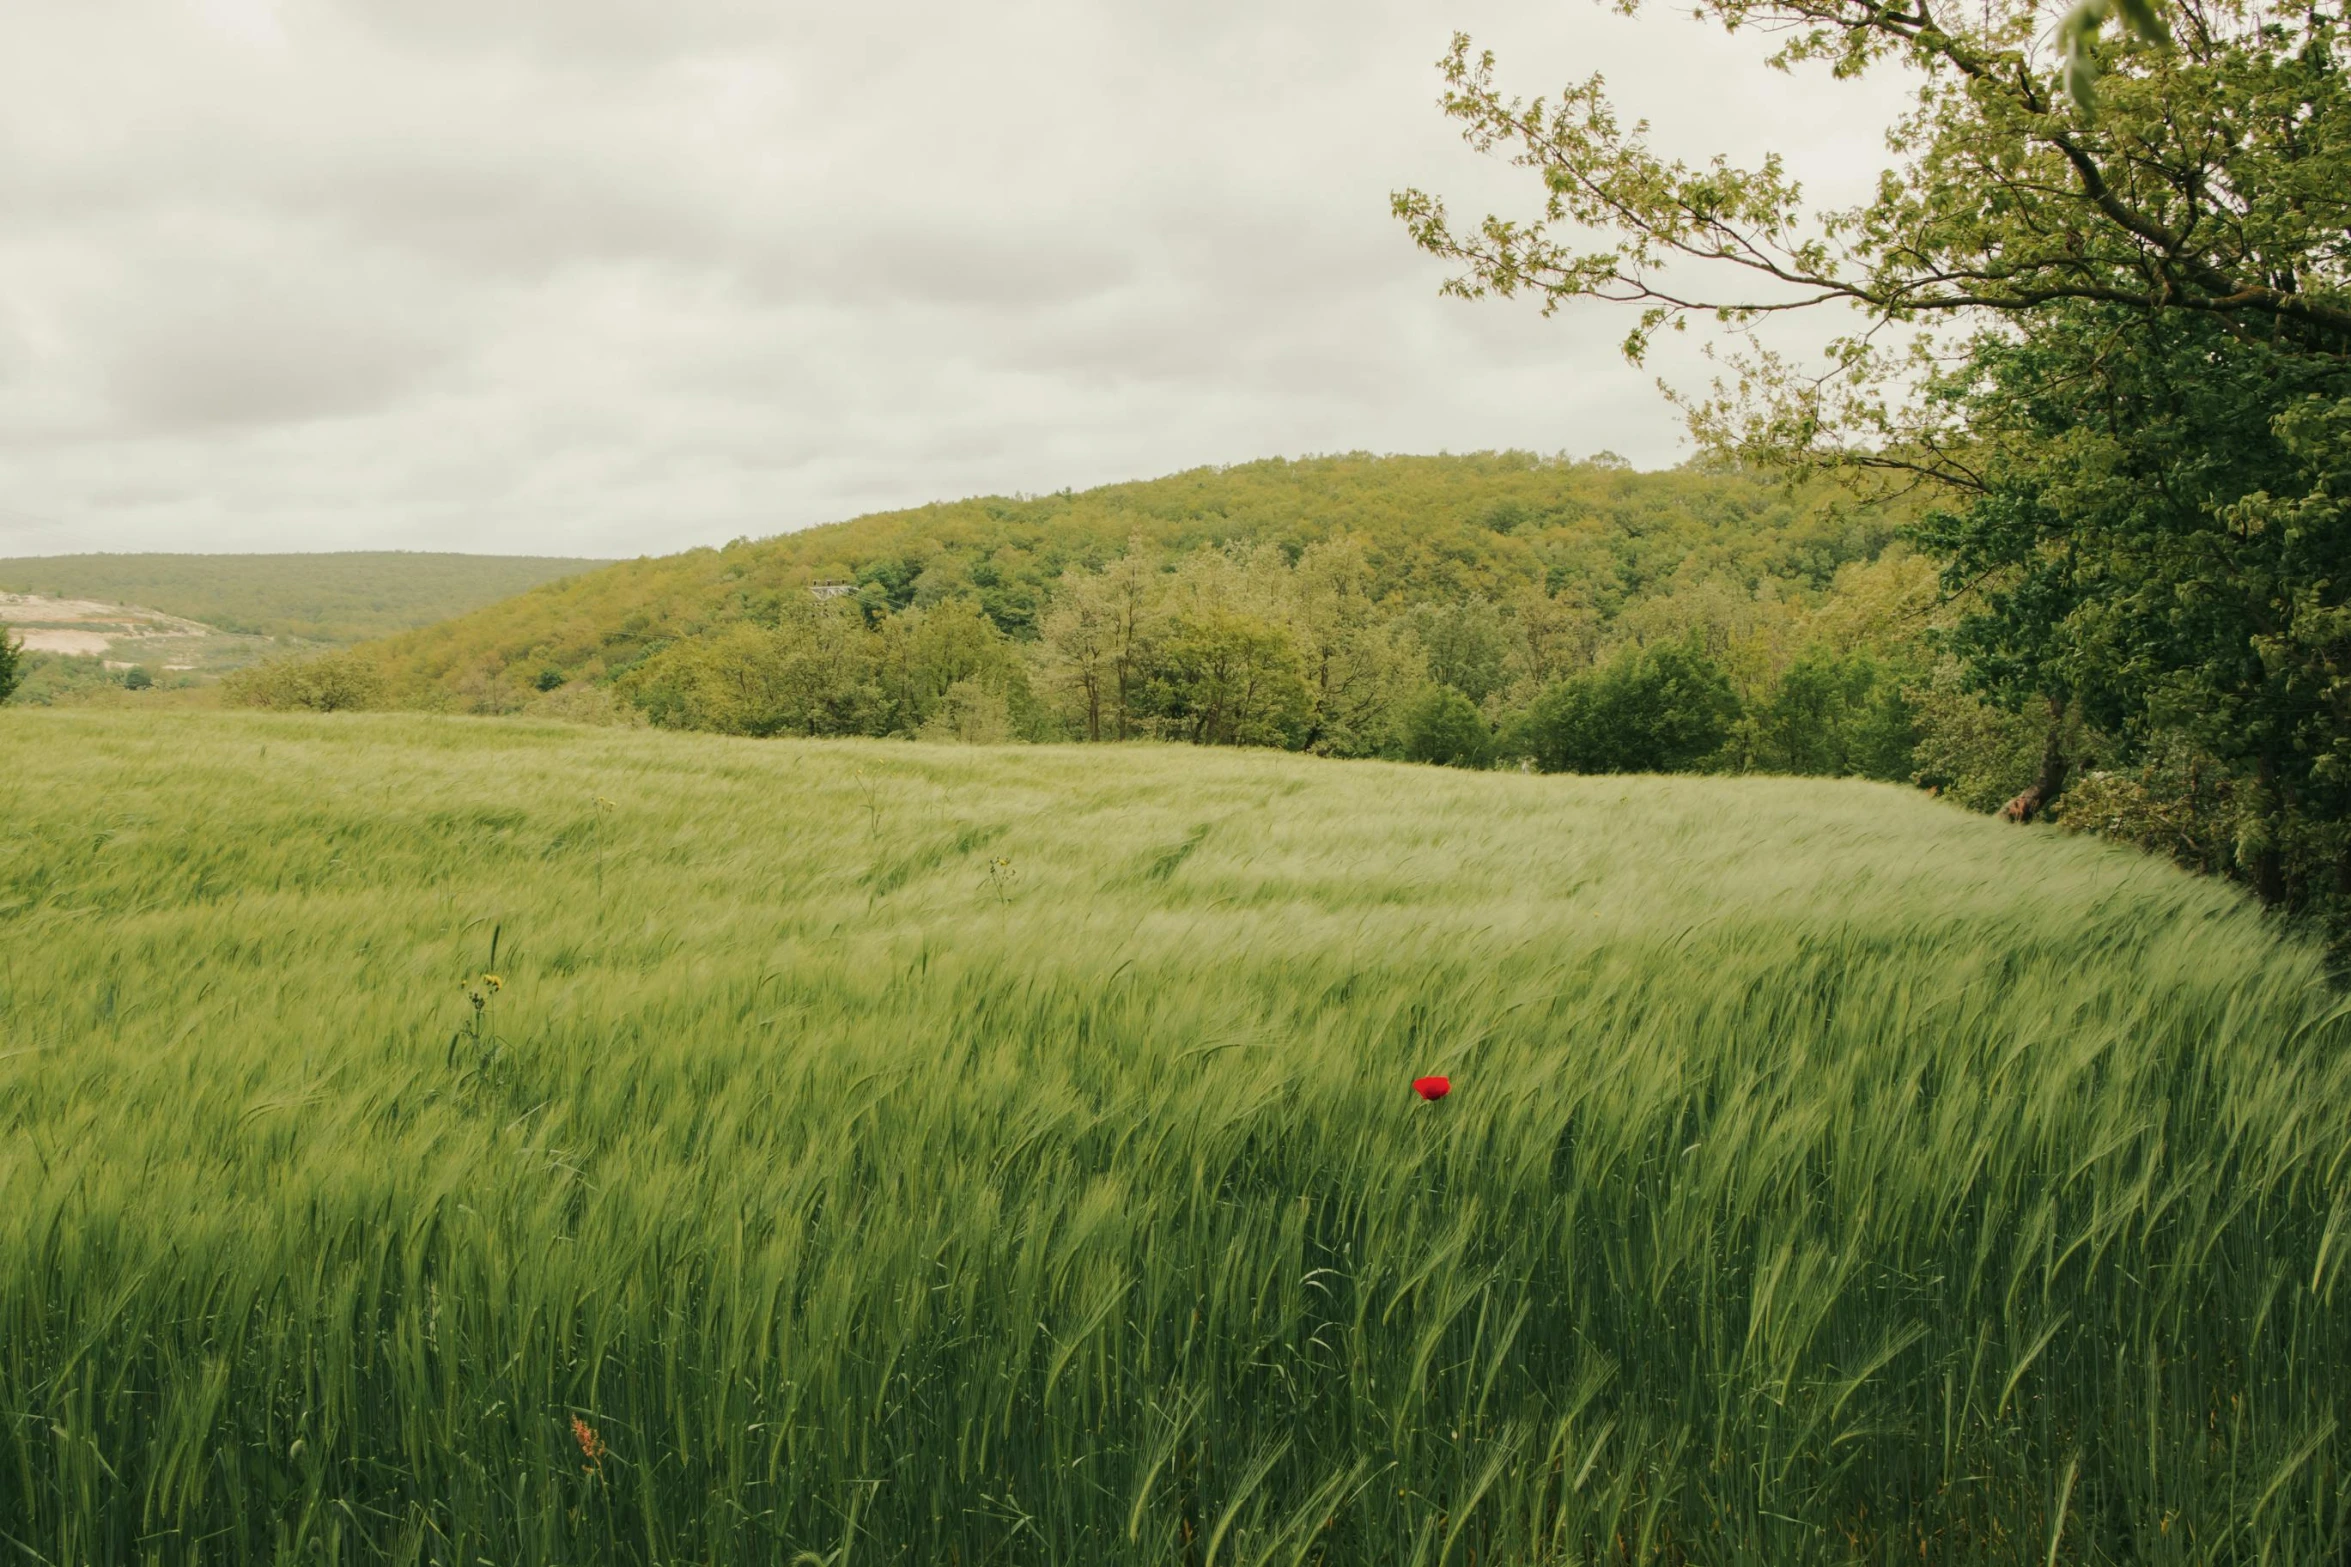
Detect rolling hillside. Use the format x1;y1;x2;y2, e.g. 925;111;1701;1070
0;551;607;645
357;453;1904;711
4;708;2345;1560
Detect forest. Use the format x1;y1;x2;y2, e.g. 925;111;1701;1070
231;453;2039;807
608;518;1945;783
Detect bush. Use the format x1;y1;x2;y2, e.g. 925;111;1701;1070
121;665;154;691
1907;661;2046;810
1513;640;1739;773
1401;687;1490;767
918;678;1014;744
0;631;20;704
524;681;647;728
4;652;120;707
221;651;388;712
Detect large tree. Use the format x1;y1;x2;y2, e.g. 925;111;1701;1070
1395;0;2350;410
1919;307;2351;904
1398;0;2351;920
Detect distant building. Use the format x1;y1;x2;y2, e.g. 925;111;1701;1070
810;581;855;600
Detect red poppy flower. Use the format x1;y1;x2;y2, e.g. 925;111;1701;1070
1413;1075;1451;1101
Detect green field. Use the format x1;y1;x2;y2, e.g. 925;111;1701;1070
6;710;2349;1562
0;553;607;645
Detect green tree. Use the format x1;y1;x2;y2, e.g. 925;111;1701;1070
1402;687;1492;768
624;623;799;736
918;679;1016;744
1753;645;1915;779
1412;599;1510;705
221;651;387;713
1141;607;1313;748
893;597;1021;729
1907;661;2049;811
1038;546;1163;741
0;630;21;704
1513;640;1740;774
1398;0;2350;923
1499;584;1599;702
1396;0;2349;420
1919;310;2351;901
626;603;883;737
1290;537;1424;757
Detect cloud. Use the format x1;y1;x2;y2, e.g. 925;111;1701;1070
191;0;289;51
0;0;1912;556
87;232;478;430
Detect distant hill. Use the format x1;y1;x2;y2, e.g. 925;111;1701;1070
361;452;1902;708
0;552;608;646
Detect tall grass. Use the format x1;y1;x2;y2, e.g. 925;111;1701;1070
3;709;2349;1564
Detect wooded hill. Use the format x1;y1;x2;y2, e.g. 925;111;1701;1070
364;452;1904;710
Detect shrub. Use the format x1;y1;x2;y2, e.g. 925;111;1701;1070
121;665;154;691
1907;662;2046;810
4;652;119;707
221;651;388;712
523;681;647;728
0;630;20;704
918;678;1014;744
1513;639;1739;773
1401;687;1490;768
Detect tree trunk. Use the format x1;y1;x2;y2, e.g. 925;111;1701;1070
2001;696;2071;824
2245;754;2288;907
2248;839;2288;906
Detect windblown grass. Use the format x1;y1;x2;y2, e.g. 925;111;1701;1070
4;709;2348;1564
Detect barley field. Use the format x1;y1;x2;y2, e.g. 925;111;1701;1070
5;710;2349;1564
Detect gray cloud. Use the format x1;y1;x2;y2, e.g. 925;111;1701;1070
0;0;1911;556
90;236;477;429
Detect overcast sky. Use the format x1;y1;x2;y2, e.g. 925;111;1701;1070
0;0;1906;558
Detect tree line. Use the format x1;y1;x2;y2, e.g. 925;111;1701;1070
331;452;1909;715
591;531;2026;794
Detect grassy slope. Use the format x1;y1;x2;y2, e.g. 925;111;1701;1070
0;552;607;644
6;711;2348;1561
360;453;1898;706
